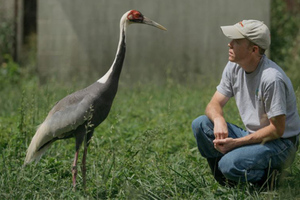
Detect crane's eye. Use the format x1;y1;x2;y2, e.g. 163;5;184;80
134;13;141;18
127;10;144;22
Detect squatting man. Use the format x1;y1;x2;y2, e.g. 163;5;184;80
192;20;300;186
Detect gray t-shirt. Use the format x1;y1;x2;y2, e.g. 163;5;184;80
217;55;300;138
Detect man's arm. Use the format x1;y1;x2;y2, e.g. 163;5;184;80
235;114;285;145
205;91;230;139
214;114;286;154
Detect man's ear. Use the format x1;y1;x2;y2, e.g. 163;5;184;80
252;45;260;54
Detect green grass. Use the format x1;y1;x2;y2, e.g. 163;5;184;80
0;79;300;199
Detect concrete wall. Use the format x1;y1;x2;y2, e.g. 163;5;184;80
37;0;270;86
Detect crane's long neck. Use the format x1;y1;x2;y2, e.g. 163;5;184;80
97;15;128;84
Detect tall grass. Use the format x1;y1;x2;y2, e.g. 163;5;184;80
0;78;300;199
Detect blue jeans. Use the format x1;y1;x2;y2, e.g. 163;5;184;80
192;115;298;183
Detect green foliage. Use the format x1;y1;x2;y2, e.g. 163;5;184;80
271;0;300;87
0;16;14;61
0;54;21;90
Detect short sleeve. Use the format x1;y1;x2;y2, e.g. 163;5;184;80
217;62;234;98
264;80;287;118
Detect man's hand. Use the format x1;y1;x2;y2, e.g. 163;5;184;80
213;117;228;139
213;117;230;154
213;138;236;154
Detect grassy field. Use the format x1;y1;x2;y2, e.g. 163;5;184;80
0;77;300;199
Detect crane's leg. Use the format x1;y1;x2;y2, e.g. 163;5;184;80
81;142;87;189
73;131;85;191
72;150;79;190
81;131;93;190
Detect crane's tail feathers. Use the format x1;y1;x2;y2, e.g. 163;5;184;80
24;123;53;166
24;141;53;166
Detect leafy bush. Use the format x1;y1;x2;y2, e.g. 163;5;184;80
271;0;300;87
0;54;21;90
0;16;14;62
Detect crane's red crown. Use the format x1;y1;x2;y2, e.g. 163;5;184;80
127;10;144;23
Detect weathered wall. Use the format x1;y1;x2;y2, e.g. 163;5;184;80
37;0;270;86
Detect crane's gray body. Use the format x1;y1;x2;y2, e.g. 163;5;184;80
24;30;126;164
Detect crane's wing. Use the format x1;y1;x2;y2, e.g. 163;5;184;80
44;90;95;138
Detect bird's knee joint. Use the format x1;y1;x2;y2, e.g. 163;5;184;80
72;165;77;171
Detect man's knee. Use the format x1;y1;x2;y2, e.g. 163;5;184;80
219;156;232;176
191;115;211;135
218;154;248;182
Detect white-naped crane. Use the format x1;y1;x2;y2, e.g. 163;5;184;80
24;10;167;189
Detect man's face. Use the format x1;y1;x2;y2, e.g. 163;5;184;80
228;39;252;64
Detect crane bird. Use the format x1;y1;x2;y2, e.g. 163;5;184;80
24;10;167;189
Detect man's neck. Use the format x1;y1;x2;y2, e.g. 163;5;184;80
240;55;263;73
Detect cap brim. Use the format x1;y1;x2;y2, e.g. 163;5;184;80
220;25;245;39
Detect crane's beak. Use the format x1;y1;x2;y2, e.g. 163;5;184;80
143;16;167;31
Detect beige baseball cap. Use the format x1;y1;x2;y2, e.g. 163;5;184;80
221;20;271;50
